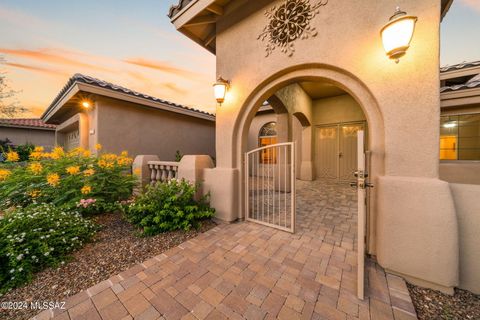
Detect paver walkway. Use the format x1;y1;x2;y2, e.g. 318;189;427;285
34;180;417;320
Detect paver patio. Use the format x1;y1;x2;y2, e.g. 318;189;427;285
34;180;417;320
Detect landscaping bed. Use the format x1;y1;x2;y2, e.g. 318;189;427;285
407;283;480;320
0;212;216;320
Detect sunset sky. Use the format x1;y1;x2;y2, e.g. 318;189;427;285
0;0;479;117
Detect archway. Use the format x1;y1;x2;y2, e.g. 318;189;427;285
234;64;385;254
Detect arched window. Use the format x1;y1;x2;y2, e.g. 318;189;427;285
259;122;277;164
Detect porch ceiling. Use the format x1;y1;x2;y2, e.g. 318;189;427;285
168;0;454;54
299;82;347;100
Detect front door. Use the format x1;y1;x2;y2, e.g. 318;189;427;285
315;123;365;181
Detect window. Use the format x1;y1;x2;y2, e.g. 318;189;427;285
259;122;277;164
440;114;480;160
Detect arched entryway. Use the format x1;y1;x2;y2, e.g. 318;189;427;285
235;65;385;298
234;65;385;252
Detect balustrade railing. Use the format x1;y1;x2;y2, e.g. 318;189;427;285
147;161;179;184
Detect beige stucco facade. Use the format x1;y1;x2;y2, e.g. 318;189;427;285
42;76;216;160
168;0;480;294
0;126;55;149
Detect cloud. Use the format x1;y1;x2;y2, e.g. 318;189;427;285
0;48;113;73
162;82;187;95
5;62;69;77
123;57;202;79
461;0;480;12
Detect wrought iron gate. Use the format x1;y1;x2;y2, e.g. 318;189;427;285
245;142;295;233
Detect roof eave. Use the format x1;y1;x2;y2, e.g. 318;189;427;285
441;0;454;20
0;124;56;131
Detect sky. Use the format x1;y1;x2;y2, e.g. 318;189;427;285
0;0;479;118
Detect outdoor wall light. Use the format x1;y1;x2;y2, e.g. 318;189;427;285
381;7;418;63
81;100;92;109
213;77;230;105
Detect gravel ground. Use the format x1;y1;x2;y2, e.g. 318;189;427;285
407;282;480;320
0;213;216;320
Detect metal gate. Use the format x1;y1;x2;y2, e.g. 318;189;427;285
245;142;295;233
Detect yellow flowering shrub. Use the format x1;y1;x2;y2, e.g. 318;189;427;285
0;168;11;181
47;173;60;187
0;144;138;213
5;151;19;162
66;166;80;175
81;185;92;195
28;162;43;175
83;168;95;176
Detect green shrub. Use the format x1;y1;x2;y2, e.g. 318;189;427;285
0;146;138;214
0;204;97;293
123;179;215;235
14;143;35;162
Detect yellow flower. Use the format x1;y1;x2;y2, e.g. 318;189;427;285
28;190;41;198
120;151;128;157
5;151;19;162
83;150;91;157
98;159;114;169
52;146;65;158
48;152;60;160
95;143;102;151
133;168;141;175
101;153;117;161
83;168;95;176
47;173;60;187
29;151;43;160
66;166;80;175
0;169;11;181
33;146;44;152
81;185;92;195
117;157;133;166
28;162;43;175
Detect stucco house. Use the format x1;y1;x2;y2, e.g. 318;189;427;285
0;118;56;150
41;74;216;160
439;61;480;184
164;0;480;299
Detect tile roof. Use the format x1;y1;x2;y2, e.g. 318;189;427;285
441;73;480;93
440;61;480;73
0;118;56;130
43;73;214;119
168;0;194;18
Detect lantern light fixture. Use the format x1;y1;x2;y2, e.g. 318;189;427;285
381;7;418;63
213;77;230;105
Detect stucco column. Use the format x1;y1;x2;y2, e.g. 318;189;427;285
299;126;314;180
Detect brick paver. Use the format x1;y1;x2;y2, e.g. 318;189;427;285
34;180;417;320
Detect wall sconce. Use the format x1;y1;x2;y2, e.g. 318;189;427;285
81;100;92;109
381;7;418;63
213;77;230;105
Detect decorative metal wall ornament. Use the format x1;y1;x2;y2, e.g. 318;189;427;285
258;0;328;57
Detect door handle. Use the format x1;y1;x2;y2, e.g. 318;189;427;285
339;152;343;158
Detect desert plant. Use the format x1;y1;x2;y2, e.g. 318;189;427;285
0;145;138;213
0;203;96;293
122;178;215;235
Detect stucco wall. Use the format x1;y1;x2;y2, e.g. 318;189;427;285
0;127;55;149
440;162;480;185
96;97;215;160
203;0;459;292
312;94;366;125
449;183;480;294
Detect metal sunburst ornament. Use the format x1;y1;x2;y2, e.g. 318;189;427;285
258;0;328;57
